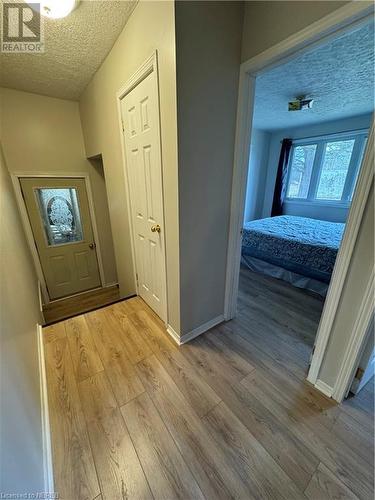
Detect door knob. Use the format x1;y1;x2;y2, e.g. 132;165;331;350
151;224;161;233
89;242;96;249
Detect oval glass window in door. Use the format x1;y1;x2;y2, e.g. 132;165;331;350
35;188;83;245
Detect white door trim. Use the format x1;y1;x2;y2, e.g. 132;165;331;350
224;3;374;396
308;126;374;386
11;172;105;304
116;51;168;324
332;268;374;402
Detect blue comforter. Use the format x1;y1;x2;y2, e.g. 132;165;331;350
242;215;345;283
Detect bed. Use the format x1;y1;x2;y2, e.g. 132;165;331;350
241;215;345;296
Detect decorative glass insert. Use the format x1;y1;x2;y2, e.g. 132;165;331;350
35;188;83;245
286;144;317;199
316;139;355;201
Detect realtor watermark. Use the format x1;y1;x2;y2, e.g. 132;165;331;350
0;493;58;499
1;2;44;53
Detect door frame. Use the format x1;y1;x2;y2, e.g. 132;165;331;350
116;51;168;324
332;268;374;402
11;172;105;304
224;2;374;400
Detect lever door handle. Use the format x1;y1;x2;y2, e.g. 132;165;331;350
151;224;161;233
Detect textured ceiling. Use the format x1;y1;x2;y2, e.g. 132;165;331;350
0;0;137;100
253;22;375;131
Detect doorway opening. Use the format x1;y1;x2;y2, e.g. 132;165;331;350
21;177;102;300
13;172;120;323
226;10;374;403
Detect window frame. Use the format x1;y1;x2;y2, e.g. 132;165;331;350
285;129;368;207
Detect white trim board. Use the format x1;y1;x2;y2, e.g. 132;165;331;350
166;325;181;345
314;380;334;399
332;269;374;403
11;172;106;304
167;315;224;346
37;323;54;494
308;126;374;385
223;2;374;400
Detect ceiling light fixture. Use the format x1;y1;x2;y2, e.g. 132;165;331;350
31;0;80;19
288;95;314;111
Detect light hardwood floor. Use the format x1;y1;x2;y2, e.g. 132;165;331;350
44;268;374;500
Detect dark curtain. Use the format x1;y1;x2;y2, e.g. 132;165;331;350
271;138;293;217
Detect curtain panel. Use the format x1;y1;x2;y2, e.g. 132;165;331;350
271;138;293;217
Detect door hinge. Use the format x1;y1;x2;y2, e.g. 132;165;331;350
136;272;139;286
121;119;125;132
354;367;364;380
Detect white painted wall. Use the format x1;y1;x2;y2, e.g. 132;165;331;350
244;129;271;222
0;145;44;494
281;201;349;223
79;1;180;331
350;316;374;393
260;114;372;222
241;1;349;63
0;88;118;288
175;0;243;335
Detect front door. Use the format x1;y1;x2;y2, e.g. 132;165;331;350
121;70;167;321
20;177;101;300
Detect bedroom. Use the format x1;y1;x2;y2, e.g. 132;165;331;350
237;19;374;399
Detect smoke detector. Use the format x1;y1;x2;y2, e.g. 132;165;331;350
288;95;314;111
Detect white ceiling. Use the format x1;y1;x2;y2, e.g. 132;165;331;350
253;22;375;131
0;0;137;100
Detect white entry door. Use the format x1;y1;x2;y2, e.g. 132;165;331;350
20;177;102;300
121;69;167;321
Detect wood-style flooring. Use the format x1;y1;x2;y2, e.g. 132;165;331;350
43;284;120;324
43;267;374;500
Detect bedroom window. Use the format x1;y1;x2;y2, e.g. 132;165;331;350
286;130;368;205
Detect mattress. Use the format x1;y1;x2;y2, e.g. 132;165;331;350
242;215;345;284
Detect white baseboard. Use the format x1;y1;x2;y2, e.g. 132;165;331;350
167;315;225;346
37;324;54;493
315;379;333;398
181;315;225;344
166;325;181;345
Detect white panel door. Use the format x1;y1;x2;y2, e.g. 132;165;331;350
20;177;101;300
121;70;167;321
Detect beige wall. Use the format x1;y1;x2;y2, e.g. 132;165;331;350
79;1;180;330
175;1;244;334
241;1;349;62
0;88;117;291
0;145;44;493
319;181;374;388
